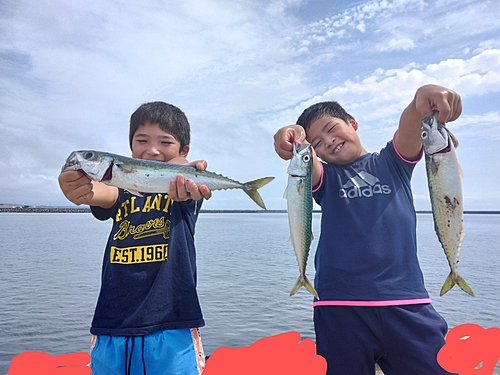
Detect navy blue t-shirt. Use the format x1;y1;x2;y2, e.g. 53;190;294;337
90;189;204;336
312;141;429;303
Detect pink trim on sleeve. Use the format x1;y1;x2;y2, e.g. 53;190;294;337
392;131;423;165
312;298;431;308
312;161;324;193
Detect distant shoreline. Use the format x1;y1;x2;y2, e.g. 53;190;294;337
1;207;500;214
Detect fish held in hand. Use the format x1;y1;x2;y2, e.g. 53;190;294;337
421;113;474;297
285;142;319;298
63;150;274;209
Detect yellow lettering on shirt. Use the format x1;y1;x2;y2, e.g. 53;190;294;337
113;217;170;241
115;193;175;222
110;244;168;264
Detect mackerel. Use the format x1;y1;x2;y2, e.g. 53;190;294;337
285;143;319;298
63;150;274;209
421;113;474;296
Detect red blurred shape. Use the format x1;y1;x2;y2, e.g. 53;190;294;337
203;331;327;375
437;323;500;375
8;351;91;375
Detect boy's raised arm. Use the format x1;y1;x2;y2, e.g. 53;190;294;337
395;84;462;160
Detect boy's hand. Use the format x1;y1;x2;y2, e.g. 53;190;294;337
168;159;212;201
396;84;462;161
273;125;308;160
58;169;94;205
414;84;462;123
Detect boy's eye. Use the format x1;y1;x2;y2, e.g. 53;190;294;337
327;125;335;132
314;140;321;148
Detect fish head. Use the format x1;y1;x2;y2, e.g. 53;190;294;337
62;150;114;181
421;112;449;155
287;142;312;178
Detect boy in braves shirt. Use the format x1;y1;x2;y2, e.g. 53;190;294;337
59;101;211;375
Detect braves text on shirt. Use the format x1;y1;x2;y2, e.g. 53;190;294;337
109;192;175;265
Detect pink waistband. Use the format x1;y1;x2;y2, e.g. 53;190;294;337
313;298;431;307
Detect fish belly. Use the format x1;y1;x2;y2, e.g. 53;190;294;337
286;176;312;271
426;151;464;271
108;164;243;194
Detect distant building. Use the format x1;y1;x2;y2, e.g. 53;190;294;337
0;203;30;209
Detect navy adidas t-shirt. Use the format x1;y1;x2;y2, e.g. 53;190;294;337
90;189;204;336
312;141;429;303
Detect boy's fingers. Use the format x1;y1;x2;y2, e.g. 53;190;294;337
449;94;462;122
195;160;207;171
274;125;308;160
185;179;201;200
170;174;200;201
169;179;179;200
288;126;307;144
199;185;212;200
435;101;451;123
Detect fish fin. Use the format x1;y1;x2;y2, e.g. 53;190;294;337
125;189;143;197
242;177;275;209
290;275;319;299
440;272;474;297
456;274;474;296
283;184;288;199
445;128;460;149
116;163;135;173
430;157;439;175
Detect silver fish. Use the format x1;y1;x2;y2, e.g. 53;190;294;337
421;113;474;296
285;143;319;298
63;150;274;209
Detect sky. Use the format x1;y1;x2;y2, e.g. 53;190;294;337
0;0;499;210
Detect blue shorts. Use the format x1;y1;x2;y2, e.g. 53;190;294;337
90;328;205;375
314;304;456;375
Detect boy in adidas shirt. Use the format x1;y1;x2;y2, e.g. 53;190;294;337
273;84;461;375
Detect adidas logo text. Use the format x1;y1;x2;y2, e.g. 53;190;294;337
339;171;392;199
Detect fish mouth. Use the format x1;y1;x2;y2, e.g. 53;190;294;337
62;152;80;171
101;163;113;182
427;143;451;156
434;144;451;154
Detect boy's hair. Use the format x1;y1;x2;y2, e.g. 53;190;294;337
296;101;353;133
129;101;190;150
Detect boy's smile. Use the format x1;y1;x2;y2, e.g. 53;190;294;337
307;115;366;165
131;121;189;162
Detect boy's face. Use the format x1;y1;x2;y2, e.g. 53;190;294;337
131;122;189;162
307;115;363;165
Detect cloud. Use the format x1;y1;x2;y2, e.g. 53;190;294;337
1;0;500;209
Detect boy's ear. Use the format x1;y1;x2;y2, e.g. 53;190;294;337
348;117;359;130
180;145;190;157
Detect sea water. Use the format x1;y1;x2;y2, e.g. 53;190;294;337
0;212;499;373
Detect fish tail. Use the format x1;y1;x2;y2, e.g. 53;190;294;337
290;275;319;299
440;271;474;297
242;177;275;209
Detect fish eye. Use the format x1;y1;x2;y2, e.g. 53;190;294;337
421;131;428;139
84;152;94;159
302;154;311;162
